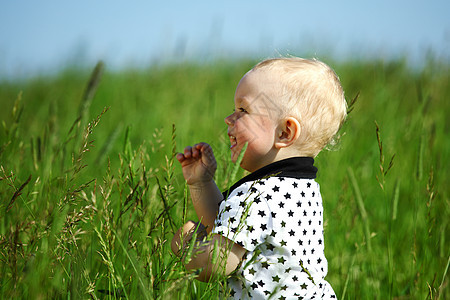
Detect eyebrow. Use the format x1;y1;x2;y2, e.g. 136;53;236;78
236;97;250;107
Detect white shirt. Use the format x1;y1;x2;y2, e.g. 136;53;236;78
212;157;336;299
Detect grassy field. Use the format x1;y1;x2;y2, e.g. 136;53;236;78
0;57;448;299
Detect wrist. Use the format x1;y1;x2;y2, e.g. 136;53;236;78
187;179;215;190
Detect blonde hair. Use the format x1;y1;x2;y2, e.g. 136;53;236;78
253;57;347;157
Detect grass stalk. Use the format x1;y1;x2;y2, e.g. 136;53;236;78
347;167;372;252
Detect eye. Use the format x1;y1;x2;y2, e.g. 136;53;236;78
238;107;248;113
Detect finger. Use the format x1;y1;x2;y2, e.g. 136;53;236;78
183;146;193;158
200;144;216;164
192;144;201;158
176;153;185;163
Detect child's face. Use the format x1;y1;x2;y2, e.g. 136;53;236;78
225;69;282;172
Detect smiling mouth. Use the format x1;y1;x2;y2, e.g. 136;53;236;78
229;134;237;149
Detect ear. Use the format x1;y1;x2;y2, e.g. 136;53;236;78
275;117;301;149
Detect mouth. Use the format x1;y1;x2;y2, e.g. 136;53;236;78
228;134;237;149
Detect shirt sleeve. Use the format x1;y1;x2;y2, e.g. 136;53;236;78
212;181;272;252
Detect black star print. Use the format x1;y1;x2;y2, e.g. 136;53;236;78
285;267;292;273
297;201;301;207
251;282;258;290
303;229;307;235
298;239;303;246
237;191;244;196
251;239;258;246
279;177;285;181
270;230;276;237
239;200;246;207
303;249;307;255
284;192;291;199
272;185;280;192
317;258;322;264
288;210;294;217
291;249;297;256
281;220;286;227
280;240;287;246
261;261;269;269
289;229;295;236
250;187;257;193
312;191;315;197
260;224;267;230
281;285;288;291
308;220;312;225
301;191;305;197
279;296;286;300
249;267;256;275
254;197;261;204
308;201;311;206
278;256;286;264
264;290;271;295
303;210;307;216
258;280;265;287
298;220;302;226
293;182;298;188
266;243;275;251
318;239;323;245
271;212;277;218
301;283;308;289
272;275;280;282
265;194;272;200
225;205;232;212
258;210;266;217
230;217;236;223
293;275;298;281
307;182;311;188
278;201;285;208
247;225;254;232
230;289;235;296
313;229;316;235
257;180;265;185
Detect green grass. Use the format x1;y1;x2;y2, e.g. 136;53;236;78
0;57;449;299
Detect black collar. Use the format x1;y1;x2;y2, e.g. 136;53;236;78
222;157;317;198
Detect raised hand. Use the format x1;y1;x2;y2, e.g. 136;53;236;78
176;142;217;186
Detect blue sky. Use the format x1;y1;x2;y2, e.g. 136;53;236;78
1;0;449;78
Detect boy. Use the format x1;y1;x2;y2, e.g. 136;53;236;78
171;57;346;299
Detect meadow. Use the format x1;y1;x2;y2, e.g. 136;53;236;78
0;56;448;299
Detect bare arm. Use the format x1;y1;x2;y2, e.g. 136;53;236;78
176;143;223;232
171;221;246;282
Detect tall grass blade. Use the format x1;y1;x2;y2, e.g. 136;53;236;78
391;179;400;221
346;91;360;115
347;167;372;251
229;142;247;185
78;61;104;121
113;229;150;300
416;133;424;181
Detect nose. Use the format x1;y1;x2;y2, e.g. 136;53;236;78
224;113;235;126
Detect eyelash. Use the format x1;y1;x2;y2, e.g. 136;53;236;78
238;107;248;113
